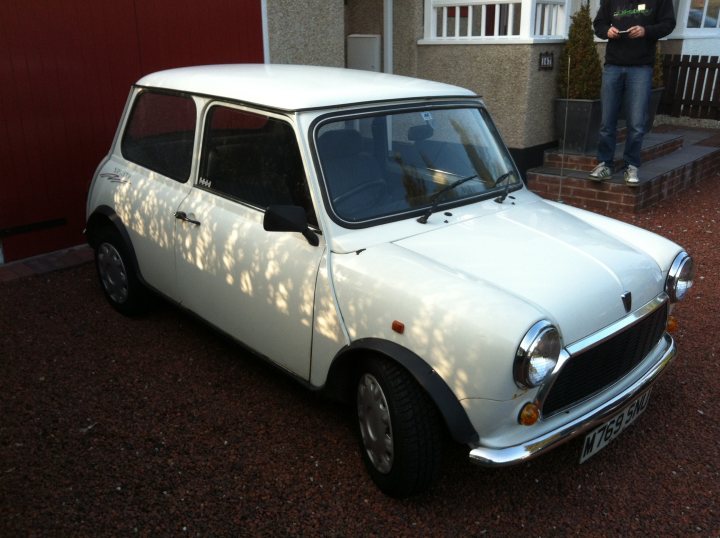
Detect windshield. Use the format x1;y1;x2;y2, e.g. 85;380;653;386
315;106;520;224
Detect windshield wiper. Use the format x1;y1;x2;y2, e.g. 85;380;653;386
493;171;516;204
417;174;479;224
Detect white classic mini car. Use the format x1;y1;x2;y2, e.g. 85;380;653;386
86;65;694;497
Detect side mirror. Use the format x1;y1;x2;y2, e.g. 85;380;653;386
264;205;319;247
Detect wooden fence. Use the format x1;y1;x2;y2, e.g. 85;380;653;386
659;54;720;120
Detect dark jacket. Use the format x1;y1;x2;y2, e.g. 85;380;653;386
593;0;676;66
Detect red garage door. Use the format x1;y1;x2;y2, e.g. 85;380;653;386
0;0;263;262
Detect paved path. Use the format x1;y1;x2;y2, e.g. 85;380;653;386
0;244;93;283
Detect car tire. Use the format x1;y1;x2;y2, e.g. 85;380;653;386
356;357;443;497
94;227;149;315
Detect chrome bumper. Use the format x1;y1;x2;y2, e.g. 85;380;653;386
468;333;676;467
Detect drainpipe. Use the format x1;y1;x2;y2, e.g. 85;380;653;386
261;0;270;63
384;0;393;73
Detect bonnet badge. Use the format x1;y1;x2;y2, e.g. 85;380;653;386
621;291;632;313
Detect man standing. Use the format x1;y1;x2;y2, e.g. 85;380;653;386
589;0;675;186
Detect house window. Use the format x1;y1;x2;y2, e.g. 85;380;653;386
687;0;720;28
433;2;522;37
423;0;568;42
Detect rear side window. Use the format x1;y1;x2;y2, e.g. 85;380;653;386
121;91;196;182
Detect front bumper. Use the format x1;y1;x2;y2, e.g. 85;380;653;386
468;332;676;466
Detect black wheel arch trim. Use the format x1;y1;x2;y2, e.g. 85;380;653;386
86;206;145;286
337;338;479;445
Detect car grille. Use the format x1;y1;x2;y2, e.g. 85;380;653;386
542;302;669;416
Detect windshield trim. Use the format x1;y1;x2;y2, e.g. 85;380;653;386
310;100;522;229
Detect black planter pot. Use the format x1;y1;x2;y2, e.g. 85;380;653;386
555;98;602;155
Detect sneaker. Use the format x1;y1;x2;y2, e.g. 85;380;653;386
589;162;612;181
624;165;639;186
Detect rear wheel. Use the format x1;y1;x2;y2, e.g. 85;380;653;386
356;358;443;497
94;227;149;315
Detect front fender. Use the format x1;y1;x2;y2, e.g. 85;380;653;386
330;244;543;402
328;338;479;445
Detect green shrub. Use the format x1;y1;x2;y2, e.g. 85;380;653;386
557;2;602;100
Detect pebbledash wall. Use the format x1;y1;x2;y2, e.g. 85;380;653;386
265;0;345;67
416;43;564;153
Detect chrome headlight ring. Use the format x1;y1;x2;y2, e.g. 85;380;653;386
514;320;562;389
666;251;695;303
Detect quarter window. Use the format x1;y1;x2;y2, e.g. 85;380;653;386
200;106;316;225
121;91;196;182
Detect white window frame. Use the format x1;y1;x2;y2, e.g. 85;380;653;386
420;0;570;44
668;0;720;39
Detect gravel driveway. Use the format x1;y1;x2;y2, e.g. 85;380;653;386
2;176;718;536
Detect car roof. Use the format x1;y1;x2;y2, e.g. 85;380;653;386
136;64;477;111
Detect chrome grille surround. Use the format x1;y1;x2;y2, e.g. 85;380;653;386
539;293;670;417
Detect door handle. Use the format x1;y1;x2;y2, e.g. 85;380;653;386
174;211;201;226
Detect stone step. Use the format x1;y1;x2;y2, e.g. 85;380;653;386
542;132;685;172
527;143;720;213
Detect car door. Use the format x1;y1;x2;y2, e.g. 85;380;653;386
174;104;323;379
117;90;198;301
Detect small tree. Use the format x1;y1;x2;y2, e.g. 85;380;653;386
557;2;602;99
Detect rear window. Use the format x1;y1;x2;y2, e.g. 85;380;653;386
121;91;196;182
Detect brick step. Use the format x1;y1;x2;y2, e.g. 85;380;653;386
527;144;720;213
542;132;685;172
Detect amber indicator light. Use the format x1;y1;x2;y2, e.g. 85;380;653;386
518;402;540;426
666;316;678;333
392;320;405;334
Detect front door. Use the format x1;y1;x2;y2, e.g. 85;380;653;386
174;104;323;379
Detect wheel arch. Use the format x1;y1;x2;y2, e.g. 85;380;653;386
324;338;479;445
86;206;143;283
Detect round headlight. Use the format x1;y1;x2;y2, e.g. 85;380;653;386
514;321;562;389
666;251;695;303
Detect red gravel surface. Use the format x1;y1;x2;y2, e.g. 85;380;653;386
2;177;719;536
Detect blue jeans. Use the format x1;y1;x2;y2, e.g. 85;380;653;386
597;64;653;168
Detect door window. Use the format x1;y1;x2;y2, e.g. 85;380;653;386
200;106;316;225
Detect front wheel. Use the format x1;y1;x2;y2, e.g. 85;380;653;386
356;358;443;497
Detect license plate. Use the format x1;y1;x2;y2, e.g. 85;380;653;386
579;390;652;463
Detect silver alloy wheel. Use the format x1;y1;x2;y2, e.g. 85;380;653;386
97;242;129;304
357;372;394;474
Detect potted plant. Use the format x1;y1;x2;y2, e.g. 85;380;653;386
555;2;603;154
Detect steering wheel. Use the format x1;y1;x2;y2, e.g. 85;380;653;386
332;180;387;212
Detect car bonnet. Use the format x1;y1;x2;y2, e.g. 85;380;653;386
391;200;664;345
